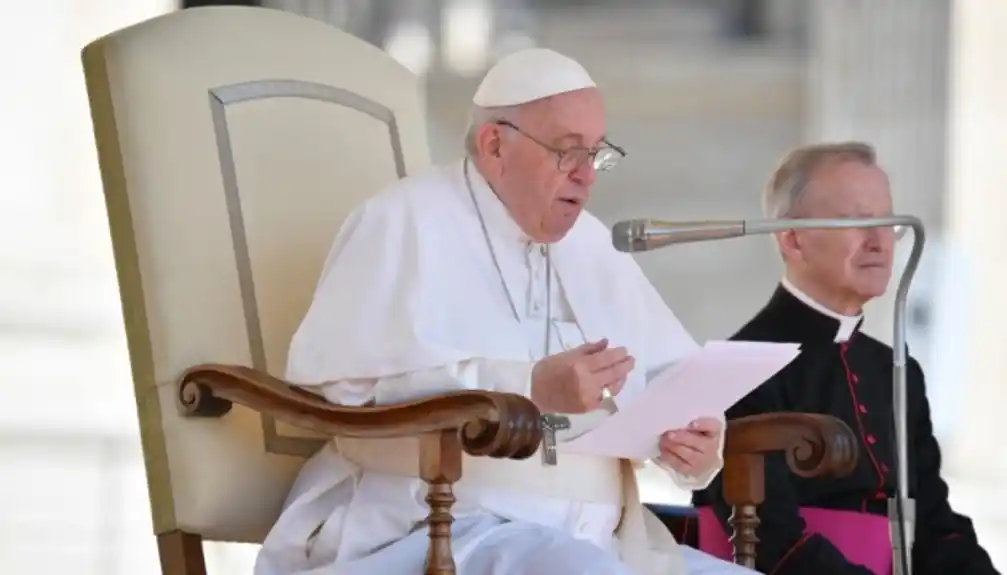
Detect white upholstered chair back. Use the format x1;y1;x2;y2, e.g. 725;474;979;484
82;6;431;543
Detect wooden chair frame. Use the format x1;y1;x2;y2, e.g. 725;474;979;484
165;364;858;574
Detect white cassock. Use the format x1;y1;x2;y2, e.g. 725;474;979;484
254;158;755;575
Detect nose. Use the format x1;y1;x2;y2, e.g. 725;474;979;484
863;226;893;252
569;162;597;187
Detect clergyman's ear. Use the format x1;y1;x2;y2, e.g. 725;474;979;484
776;229;801;260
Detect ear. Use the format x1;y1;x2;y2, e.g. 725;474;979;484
474;123;504;160
776;229;803;261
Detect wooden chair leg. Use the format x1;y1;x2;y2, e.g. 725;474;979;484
157;530;207;575
420;430;463;575
722;453;765;569
719;412;860;570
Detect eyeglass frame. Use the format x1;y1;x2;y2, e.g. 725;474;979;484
493;120;626;173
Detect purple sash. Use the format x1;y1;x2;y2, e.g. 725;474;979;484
696;506;892;575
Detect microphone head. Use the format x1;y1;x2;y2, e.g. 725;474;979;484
611;218;747;252
611;220;646;252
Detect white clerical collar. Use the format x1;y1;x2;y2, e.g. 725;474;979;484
465;159;538;249
780;277;862;343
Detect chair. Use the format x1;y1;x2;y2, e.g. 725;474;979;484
81;6;858;574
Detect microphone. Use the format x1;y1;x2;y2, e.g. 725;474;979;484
611;220;745;252
612;217;911;253
613;214;925;575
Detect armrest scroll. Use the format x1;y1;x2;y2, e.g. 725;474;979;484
719;412;859;568
177;363;543;460
724;412;858;479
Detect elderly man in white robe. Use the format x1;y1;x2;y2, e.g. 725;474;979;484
255;48;754;575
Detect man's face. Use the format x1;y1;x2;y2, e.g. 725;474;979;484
486;88;607;243
783;160;895;306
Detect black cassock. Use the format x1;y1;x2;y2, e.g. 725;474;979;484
692;284;998;575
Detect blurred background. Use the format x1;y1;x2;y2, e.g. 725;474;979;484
1;0;1003;572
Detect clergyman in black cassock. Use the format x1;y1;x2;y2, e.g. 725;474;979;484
692;282;998;574
691;142;998;575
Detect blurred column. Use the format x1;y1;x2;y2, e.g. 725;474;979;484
260;0;389;46
806;0;951;334
721;0;767;40
807;0;950;233
261;1;436;76
806;2;957;437
944;1;1007;480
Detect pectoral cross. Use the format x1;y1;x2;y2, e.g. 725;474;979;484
541;414;571;466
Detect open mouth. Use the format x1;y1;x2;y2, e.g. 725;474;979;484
559;197;582;206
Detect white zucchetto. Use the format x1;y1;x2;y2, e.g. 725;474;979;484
472;48;597;107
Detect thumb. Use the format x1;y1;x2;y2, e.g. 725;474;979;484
575;338;609;355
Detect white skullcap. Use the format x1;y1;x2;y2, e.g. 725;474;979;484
472;48;596;108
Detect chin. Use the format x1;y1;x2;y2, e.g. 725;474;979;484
531;224;570;244
540;229;573;244
853;280;890;300
541;218;579;243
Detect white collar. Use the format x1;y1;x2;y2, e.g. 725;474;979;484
780;277;863;343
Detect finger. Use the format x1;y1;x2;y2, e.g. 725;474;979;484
661;430;706;454
599;354;634;381
659;431;686;451
663;445;698;472
659;450;691;473
672;444;699;467
688;417;723;436
606;375;628;397
574;338;609;355
593;357;635;397
659;431;678;451
585;348;631;373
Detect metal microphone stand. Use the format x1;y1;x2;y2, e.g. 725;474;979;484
886;219;925;575
613;216;925;575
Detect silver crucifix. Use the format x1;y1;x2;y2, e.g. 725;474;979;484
540;414;571;466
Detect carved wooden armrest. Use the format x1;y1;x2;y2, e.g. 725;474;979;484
720;413;859;568
177;363;543;575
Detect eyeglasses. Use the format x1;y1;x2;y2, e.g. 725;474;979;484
495;121;626;173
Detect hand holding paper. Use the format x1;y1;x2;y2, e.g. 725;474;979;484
658;416;724;477
559;340;801;460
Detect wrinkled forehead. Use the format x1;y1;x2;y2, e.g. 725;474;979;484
802;160;893;215
529;88;607;146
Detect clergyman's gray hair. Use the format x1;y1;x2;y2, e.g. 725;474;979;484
762;141;878;219
463;104;522;157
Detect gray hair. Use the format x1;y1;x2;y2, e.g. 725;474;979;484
763;141;878;218
463;104;523;157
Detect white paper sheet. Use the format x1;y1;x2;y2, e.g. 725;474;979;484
558;340;802;460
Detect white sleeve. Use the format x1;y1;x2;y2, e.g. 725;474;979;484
627;262;723;488
312;358;534;407
640;277;699;382
651;412;726;491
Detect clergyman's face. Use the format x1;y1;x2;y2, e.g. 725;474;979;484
495;88;607;243
786;160;895;305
